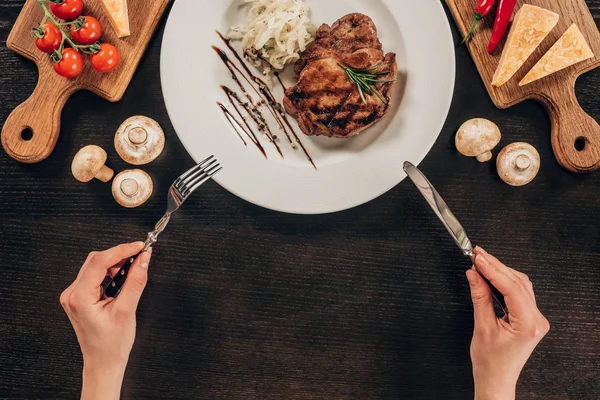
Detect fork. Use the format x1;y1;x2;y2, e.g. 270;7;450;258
102;156;222;298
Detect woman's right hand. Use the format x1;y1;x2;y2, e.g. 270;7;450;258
466;247;550;400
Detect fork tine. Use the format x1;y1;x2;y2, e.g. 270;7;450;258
182;163;221;192
184;166;223;196
177;159;218;190
175;156;214;186
175;163;206;189
175;158;215;190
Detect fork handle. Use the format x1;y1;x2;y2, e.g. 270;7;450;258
102;251;142;298
102;228;160;298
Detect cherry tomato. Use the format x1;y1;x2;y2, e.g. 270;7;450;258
90;43;120;73
70;16;102;45
34;23;62;53
53;48;84;78
50;0;84;21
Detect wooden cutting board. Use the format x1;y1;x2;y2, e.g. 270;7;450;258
1;0;170;163
446;0;600;173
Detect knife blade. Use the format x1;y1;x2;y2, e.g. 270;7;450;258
403;161;508;317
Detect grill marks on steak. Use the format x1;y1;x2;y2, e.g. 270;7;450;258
283;13;398;138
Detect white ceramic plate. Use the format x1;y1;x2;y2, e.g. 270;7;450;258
160;0;455;214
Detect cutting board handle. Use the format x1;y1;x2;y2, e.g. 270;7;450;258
1;71;75;163
542;79;600;173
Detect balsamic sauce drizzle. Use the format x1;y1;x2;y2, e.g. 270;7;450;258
274;72;286;91
213;45;282;158
218;103;248;145
217;99;269;159
214;41;291;146
212;46;253;104
214;30;316;170
222;85;282;158
215;32;296;144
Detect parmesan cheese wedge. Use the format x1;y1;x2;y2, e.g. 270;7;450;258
520;24;594;86
99;0;130;38
492;5;559;87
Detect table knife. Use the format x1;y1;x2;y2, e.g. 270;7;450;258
403;161;508;317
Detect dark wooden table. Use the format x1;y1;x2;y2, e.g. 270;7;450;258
1;1;599;399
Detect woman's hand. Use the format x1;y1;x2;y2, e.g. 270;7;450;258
60;242;152;400
466;247;549;400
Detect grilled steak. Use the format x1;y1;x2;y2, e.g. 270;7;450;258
283;13;397;138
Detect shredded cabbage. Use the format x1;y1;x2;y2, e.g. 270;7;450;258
228;0;317;75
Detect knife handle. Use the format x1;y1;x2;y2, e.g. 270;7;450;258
475;266;509;318
102;251;142;298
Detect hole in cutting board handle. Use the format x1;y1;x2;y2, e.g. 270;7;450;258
21;127;33;141
574;137;587;152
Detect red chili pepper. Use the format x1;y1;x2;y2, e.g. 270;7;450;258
461;0;496;44
487;0;518;53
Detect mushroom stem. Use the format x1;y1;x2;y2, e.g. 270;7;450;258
515;154;531;171
95;165;115;183
120;178;140;197
476;151;493;163
128;127;148;146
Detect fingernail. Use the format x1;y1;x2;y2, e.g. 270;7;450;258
139;251;151;269
475;246;488;255
131;241;144;247
466;269;479;287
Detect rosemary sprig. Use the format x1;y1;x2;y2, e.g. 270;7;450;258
339;63;396;105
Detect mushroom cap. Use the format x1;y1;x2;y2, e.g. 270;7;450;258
72;145;108;182
456;118;502;158
496;142;540;187
112;169;153;208
115;116;165;165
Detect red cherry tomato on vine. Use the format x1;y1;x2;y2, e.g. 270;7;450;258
90;43;120;73
53;48;84;78
34;23;62;53
70;16;102;45
50;0;84;21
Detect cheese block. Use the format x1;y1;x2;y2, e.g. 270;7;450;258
99;0;130;38
520;24;594;86
491;5;559;87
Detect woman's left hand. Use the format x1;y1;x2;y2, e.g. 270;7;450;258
60;242;152;400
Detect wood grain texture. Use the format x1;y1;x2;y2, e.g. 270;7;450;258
1;0;170;164
0;0;600;399
446;0;600;173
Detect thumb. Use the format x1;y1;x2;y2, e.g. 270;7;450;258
115;248;152;312
466;267;496;328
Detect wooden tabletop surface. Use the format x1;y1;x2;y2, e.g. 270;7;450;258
1;1;599;399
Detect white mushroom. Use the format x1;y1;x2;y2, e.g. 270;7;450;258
456;118;502;162
115;116;165;165
496;142;540;186
72;145;114;183
112;169;153;208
